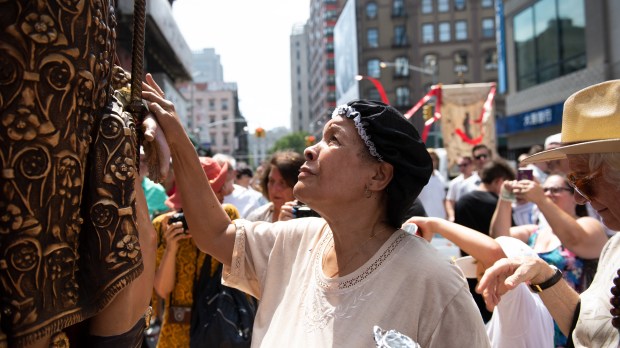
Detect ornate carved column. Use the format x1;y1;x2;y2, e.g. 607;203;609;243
0;1;142;346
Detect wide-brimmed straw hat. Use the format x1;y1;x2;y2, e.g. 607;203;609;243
521;80;620;165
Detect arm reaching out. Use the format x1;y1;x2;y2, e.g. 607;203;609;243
141;74;237;266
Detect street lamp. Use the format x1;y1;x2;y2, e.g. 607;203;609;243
355;75;390;104
379;61;437;84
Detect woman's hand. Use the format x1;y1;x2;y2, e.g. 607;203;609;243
476;256;554;310
513;179;546;204
141;74;184;145
278;200;297;221
403;216;435;242
163;221;191;254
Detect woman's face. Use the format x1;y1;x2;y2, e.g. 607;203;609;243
267;166;295;210
542;175;575;213
295;116;376;211
568;155;620;230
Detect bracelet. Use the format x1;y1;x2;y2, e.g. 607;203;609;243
529;265;562;293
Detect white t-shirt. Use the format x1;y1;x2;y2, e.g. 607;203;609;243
457;172;481;200
223;218;490;347
446;174;465;202
486;284;554;348
224;184;267;218
418;170;447;219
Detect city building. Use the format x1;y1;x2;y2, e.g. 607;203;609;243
306;0;348;135
192;48;225;83
498;0;620;159
290;23;312;133
115;0;192;127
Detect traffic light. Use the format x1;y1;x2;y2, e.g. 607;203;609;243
422;104;433;121
255;127;265;138
304;135;316;147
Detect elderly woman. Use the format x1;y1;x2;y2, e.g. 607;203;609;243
477;80;620;347
142;74;489;347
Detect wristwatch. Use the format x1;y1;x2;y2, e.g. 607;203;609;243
529;265;563;293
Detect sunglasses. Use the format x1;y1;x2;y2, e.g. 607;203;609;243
542;186;573;195
567;170;602;201
474;154;489;160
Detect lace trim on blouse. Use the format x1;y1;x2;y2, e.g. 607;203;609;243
314;229;407;290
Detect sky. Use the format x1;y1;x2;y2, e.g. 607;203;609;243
172;0;310;131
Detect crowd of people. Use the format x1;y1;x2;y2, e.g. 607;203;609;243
132;78;620;348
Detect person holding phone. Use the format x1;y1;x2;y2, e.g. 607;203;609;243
490;173;608;346
142;76;490;346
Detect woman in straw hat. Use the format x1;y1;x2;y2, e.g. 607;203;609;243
477;80;620;347
141;73;490;347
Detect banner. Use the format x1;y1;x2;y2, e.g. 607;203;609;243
440;83;497;167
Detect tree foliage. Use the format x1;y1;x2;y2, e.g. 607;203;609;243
269;131;310;155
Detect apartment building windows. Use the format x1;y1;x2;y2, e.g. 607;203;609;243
394;57;410;77
222;115;228;127
366;88;380;101
209;115;215;124
455;21;467;40
208;98;216;111
422;0;432;14
223;132;229;146
422;24;434;43
454;0;466;10
221;98;228;110
513;0;585;90
366;2;378;19
481;0;494;8
453;51;469;72
367;28;379;48
392;0;405;17
210;133;216;145
484;49;498;70
482;18;495;38
438;0;449;13
394;25;407;46
439;22;451;42
367;59;381;78
395;86;410;107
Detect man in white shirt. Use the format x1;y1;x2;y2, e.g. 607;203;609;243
444;156;473;222
224;167;267;218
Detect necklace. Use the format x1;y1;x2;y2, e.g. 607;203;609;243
322;225;392;278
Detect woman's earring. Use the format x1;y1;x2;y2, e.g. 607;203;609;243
364;185;372;199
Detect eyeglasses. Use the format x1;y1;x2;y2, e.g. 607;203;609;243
474;154;489;160
542;186;574;195
458;163;471;168
567;170;602;201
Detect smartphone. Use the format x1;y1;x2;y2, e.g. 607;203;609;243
517;168;533;181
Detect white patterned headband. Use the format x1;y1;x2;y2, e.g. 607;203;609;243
331;104;383;161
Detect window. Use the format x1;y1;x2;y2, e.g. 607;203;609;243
394;57;410;77
221;98;228;110
395;87;410;107
208;99;216;111
424;54;438;73
422;24;434;43
223;132;229;146
367;28;379;48
484;49;498;70
438;0;449;12
439;22;450;42
367;59;381;78
222;115;228;127
209;115;216;124
482;18;495;38
481;0;493;8
454;0;466;10
394;25;407;46
513;0;585;90
366;2;378;19
367;88;380;101
392;0;405;16
455;21;467;40
422;0;433;13
210;133;216;145
453;51;469;73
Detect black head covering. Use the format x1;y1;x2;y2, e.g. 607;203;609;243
333;100;433;227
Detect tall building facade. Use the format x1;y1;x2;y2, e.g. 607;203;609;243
290;23;312;133
307;0;347;134
192;48;225;83
497;0;620;159
356;0;499;136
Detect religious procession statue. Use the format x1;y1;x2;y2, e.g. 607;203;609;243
0;1;160;346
